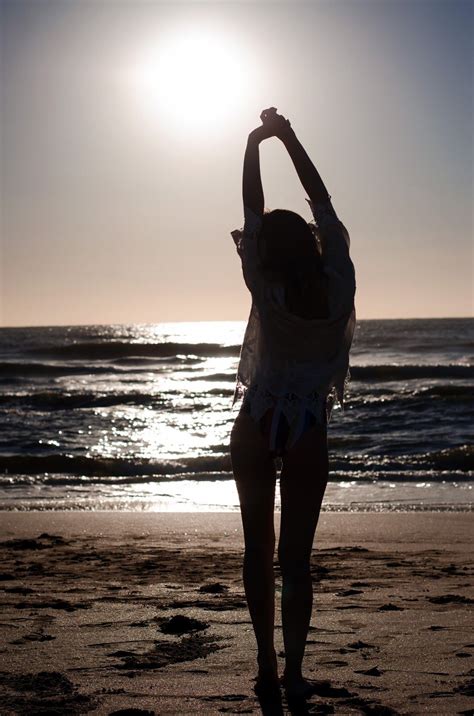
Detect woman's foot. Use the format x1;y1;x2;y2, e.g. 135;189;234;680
254;649;280;696
280;673;316;698
253;673;281;697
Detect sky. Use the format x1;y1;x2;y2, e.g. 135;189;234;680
1;0;472;327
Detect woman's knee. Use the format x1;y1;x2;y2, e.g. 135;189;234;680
277;549;312;581
279;432;329;509
244;541;275;565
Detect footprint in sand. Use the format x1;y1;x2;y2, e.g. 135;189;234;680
202;694;248;702
454;679;474;697
15;598;92;612
0;534;68;550
108;710;155;715
4;586;35;595
0;671;94;712
112;633;224;671
10;631;55;645
428;594;474;605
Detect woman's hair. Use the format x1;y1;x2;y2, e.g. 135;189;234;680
257;209;328;319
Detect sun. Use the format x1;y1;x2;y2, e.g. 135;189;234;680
131;26;248;132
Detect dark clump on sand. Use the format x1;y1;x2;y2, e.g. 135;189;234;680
0;670;96;715
199;581;229;593
428;593;474;605
158;614;209;634
112;633;224;671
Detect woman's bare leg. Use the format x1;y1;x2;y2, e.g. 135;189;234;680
230;411;278;681
278;424;328;689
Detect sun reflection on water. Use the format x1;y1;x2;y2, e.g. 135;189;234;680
89;403;232;462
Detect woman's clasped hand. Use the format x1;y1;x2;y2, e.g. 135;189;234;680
248;107;293;142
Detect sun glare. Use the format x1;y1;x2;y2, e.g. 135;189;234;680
131;26;249;132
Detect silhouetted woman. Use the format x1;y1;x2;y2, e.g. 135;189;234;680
230;108;356;699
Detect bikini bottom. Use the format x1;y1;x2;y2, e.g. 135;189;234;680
241;393;327;458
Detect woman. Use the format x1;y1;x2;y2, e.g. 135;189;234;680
229;108;356;699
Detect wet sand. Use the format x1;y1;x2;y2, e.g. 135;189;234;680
0;511;472;715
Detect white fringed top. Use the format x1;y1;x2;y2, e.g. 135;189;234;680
231;198;356;424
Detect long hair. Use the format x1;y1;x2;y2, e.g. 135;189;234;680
257;209;328;319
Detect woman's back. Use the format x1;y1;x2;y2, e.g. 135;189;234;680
283;269;329;320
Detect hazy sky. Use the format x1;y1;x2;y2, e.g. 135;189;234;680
1;0;472;326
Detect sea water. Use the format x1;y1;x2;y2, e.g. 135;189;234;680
0;318;472;511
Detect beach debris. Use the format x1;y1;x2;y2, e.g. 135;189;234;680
158;614;209;634
354;666;383;677
347;640;374;650
37;532;68;545
198;582;228;593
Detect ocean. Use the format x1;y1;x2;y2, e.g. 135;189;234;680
0;318;472;511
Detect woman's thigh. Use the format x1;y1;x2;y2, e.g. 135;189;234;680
278;424;329;564
230;411;277;548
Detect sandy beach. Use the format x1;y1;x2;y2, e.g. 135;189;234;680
0;511;472;715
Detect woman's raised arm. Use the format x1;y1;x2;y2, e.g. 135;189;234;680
243;122;277;215
283;129;331;205
242;112;282;216
261;108;331;206
242;131;265;216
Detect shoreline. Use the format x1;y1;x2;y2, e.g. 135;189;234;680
1;511;472;714
1;476;472;514
1;510;473;546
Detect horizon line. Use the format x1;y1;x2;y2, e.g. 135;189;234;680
0;315;472;330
